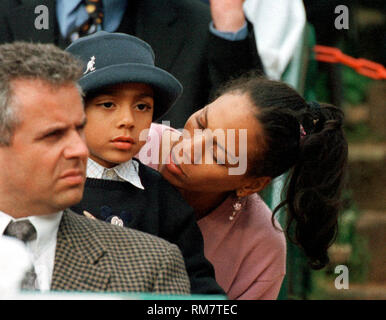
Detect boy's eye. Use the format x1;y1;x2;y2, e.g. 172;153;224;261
97;102;114;109
135;103;152;111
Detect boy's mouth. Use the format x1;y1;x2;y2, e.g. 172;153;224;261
111;136;135;150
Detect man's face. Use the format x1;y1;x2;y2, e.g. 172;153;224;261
0;79;88;217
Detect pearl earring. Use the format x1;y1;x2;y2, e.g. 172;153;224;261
229;197;243;221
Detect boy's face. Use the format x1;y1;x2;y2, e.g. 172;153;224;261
84;82;154;168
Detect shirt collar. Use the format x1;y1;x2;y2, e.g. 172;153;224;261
86;158;145;190
0;211;13;237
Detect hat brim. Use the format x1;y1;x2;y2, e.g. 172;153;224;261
79;63;182;120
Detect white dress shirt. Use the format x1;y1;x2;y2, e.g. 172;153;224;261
86;158;145;190
0;210;63;292
243;0;306;80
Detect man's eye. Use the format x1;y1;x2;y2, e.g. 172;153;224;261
76;124;85;133
45;130;63;139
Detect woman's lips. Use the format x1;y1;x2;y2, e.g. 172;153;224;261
165;153;185;177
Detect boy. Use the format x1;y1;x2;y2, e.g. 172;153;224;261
66;31;224;295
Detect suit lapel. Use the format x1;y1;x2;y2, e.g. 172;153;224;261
8;0;58;44
51;210;110;292
135;0;186;71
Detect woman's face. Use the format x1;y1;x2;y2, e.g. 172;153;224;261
159;92;266;193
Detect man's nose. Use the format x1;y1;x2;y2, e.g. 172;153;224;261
64;131;89;160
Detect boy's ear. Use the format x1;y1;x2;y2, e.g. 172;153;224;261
236;176;271;198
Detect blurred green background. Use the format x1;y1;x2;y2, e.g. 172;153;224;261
300;1;385;300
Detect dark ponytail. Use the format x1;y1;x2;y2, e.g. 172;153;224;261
281;102;348;269
217;75;348;270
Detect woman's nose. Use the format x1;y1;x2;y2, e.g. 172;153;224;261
176;133;206;164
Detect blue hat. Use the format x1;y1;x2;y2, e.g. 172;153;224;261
65;31;182;120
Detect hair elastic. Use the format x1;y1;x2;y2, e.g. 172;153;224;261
307;101;321;110
300;124;307;139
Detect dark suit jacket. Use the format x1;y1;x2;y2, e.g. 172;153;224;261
0;0;263;128
50;209;190;294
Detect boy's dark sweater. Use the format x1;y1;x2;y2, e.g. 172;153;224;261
71;160;225;295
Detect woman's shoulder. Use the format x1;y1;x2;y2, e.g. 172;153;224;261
240;194;287;277
137;123;181;171
149;122;181;137
247;194;283;229
239;194;286;251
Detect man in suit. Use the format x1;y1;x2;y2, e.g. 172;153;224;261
0;0;263;128
0;41;190;294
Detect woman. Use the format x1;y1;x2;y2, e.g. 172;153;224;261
139;75;348;299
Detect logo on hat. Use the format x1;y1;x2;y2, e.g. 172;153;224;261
84;56;96;74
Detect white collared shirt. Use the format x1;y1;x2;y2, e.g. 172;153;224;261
86;158;145;190
0;210;63;292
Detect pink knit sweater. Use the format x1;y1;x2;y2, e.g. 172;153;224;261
197;193;286;300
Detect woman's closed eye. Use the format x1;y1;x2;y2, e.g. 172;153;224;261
195;116;205;129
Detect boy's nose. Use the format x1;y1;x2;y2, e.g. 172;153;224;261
117;108;135;128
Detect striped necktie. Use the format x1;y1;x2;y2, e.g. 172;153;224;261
69;0;104;42
3;220;39;290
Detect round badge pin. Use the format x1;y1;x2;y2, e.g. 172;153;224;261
111;216;124;227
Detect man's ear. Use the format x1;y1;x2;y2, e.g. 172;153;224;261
236;176;271;198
